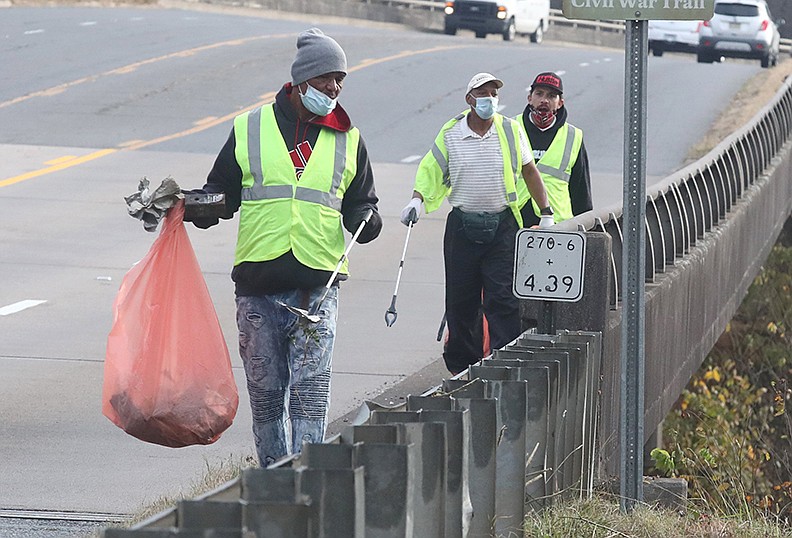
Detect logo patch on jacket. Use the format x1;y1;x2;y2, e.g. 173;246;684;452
290;140;313;180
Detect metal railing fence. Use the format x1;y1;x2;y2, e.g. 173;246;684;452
104;330;603;537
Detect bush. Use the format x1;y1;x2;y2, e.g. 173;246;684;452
656;220;792;523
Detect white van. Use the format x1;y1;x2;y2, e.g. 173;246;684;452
444;0;551;42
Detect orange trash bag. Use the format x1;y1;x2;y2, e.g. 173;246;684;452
102;200;239;448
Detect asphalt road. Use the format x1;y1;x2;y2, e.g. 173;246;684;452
0;3;762;535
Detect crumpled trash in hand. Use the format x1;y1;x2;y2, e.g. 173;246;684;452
124;177;183;232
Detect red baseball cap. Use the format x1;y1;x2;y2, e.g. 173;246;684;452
531;72;563;95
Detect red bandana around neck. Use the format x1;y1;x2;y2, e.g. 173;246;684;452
531;108;556;130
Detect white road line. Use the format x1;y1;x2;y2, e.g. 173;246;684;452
0;300;47;316
79;21;98;26
24;29;44;35
401;155;422;163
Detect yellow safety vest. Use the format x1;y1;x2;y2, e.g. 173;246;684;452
516;115;583;223
414;110;525;228
232;104;360;273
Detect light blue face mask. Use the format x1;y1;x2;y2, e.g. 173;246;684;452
474;96;498;120
299;83;337;116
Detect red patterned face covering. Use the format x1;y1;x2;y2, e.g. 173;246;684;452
530;107;556;129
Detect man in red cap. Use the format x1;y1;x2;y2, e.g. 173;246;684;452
516;71;592;226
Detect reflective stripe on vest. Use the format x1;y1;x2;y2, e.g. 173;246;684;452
536;124;579;183
240;107;348;212
431;112;464;187
500;116;520;204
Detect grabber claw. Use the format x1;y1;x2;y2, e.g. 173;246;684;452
384;296;398;327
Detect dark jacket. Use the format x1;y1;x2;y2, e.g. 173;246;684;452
193;84;382;296
519;105;593;226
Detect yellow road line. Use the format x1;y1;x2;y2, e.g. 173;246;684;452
0;33;293;110
0;149;117;187
44;155;78;165
0;44;469;187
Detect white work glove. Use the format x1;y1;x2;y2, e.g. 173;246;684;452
538;215;555;229
400;198;423;226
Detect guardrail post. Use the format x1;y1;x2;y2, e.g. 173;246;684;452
370;412;446;538
241;467;314;537
557;330;603;495
299;443;366;538
449;396;498;537
510;337;588;494
341;425;415;538
466;366;528;537
501;344;571;493
177;499;242;532
406;397;473;537
481;356;553;509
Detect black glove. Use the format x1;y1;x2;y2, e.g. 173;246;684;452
190;217;220;229
182;189;225;228
346;208;382;244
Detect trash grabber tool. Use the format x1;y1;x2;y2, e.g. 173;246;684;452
278;209;374;324
384;219;414;327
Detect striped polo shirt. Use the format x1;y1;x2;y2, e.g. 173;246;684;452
444;114;532;213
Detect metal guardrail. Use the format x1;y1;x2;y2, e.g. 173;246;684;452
557;77;792;296
545;74;792;470
104;330;602;537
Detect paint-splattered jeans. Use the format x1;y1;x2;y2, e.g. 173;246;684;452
235;286;337;467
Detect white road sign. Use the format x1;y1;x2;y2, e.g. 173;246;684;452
513;229;586;302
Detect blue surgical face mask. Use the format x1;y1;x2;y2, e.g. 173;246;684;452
299;83;337;116
474;96;498;120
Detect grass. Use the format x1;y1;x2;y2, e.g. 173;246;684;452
94;453;256;534
524;493;792;537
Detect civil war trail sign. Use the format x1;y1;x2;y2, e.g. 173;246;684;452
562;0;713;20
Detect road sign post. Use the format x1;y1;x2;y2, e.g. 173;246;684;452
513;229;587;334
619;20;648;514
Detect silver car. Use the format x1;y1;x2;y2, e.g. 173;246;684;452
697;0;784;68
649;20;703;57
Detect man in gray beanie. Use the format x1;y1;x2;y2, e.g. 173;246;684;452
186;27;382;467
291;27;347;86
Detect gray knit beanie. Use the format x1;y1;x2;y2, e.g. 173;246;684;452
291;28;347;86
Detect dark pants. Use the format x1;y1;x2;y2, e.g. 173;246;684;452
442;208;521;374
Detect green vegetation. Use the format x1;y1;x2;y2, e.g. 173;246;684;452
653;221;792;523
527;221;792;538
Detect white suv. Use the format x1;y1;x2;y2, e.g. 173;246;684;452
443;0;550;42
697;0;784;68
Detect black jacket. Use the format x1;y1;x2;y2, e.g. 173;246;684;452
194;84;382;296
519;105;593;226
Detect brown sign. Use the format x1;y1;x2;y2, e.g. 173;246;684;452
562;0;713;20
